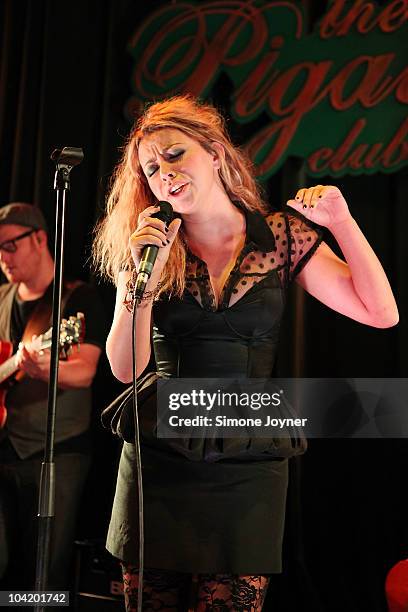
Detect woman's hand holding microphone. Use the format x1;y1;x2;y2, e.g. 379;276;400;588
129;204;182;296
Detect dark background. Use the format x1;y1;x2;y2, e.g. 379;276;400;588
0;1;406;610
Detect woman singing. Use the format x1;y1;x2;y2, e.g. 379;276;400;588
93;95;398;611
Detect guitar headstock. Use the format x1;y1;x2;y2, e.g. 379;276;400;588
59;313;85;355
24;314;85;358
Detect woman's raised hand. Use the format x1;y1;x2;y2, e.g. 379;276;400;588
129;205;182;275
286;185;352;229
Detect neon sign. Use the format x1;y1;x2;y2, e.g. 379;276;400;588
127;1;408;178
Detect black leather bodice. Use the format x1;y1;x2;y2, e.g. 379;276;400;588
152;207;323;379
153;272;284;377
153;211;322;378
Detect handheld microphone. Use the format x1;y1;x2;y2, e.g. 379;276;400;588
134;201;174;301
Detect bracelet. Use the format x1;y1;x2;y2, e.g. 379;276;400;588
123;270;164;312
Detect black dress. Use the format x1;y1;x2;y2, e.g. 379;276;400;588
106;206;323;573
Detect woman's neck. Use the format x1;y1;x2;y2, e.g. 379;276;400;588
183;198;246;256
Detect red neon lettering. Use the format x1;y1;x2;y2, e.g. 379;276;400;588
246;117;298;177
381;117;408;168
330;119;367;172
319;0;407;37
377;0;408;33
308;148;333;173
233;37;283;120
329;55;401;110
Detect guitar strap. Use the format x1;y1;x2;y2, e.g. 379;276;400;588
21;280;84;345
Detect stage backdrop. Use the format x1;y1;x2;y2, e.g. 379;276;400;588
0;2;407;611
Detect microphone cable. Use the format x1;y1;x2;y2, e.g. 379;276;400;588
130;201;173;611
131;301;144;612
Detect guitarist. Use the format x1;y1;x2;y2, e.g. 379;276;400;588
0;203;107;592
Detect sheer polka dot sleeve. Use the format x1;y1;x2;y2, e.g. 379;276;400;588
284;209;324;283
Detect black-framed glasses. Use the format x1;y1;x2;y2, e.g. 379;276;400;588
0;229;36;253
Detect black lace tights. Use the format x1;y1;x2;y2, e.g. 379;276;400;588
122;565;270;611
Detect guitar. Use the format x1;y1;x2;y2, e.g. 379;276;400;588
0;313;85;428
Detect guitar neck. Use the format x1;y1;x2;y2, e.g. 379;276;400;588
0;354;20;384
0;338;52;385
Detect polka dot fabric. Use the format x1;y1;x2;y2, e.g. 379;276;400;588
184;210;323;311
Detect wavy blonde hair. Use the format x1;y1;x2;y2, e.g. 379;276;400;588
93;95;267;295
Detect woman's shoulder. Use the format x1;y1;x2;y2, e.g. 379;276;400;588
263;210;286;226
262;208;324;235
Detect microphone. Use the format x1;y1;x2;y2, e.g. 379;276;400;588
134;201;174;301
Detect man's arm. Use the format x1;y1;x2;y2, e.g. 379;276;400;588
17;342;102;389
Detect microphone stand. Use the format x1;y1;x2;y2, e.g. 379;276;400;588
34;147;84;612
